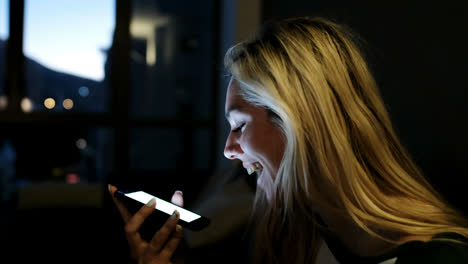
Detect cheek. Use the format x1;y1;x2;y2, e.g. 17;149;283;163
268;127;286;166
243;125;285;168
240;128;268;157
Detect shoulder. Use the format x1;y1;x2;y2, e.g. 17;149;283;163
395;233;468;264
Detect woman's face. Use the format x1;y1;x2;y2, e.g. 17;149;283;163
224;78;285;199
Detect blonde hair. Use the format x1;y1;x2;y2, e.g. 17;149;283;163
224;17;468;263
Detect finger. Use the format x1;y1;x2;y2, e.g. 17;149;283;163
124;198;156;243
159;225;183;261
148;210;180;253
108;184;132;223
171;190;184;207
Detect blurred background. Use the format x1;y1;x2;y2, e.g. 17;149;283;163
0;0;466;263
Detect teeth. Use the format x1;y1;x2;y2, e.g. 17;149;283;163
247;163;263;175
254;163;263;170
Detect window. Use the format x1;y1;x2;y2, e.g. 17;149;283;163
130;0;215;120
0;0;8;101
23;0;115;113
1;0;219;200
128;0;218;172
0;1;116;196
0;0;10;200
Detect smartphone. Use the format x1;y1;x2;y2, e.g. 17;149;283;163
114;189;210;233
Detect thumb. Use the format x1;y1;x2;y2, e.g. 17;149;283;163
171;190;184;207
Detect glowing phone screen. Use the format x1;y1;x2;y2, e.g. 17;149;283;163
125;191;201;222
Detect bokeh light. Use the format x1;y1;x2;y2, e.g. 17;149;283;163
21;97;33;113
76;138;87;150
63;98;74;110
78;86;89;97
44;98;56;109
0;95;8;110
66;173;80;184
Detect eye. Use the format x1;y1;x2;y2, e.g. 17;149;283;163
232;123;245;133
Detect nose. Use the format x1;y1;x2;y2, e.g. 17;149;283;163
224;132;243;160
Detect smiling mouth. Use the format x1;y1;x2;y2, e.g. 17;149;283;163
247;162;263;175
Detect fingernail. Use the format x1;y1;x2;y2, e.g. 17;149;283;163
171;210;180;219
107;184;112;193
176;224;182;232
175;190;183;196
146;198;156;208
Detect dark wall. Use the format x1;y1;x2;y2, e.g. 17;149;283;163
262;0;468;213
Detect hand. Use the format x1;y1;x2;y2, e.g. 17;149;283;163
109;185;185;264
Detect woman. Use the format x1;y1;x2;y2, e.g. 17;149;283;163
110;17;468;263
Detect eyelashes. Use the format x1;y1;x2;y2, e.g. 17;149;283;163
232;123;245;133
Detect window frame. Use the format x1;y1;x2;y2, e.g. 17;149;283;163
0;0;221;184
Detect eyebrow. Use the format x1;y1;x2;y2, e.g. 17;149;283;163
225;105;243;119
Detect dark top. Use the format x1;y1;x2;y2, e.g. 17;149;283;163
313;211;468;264
321;230;468;264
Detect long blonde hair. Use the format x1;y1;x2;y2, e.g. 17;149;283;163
224;17;468;263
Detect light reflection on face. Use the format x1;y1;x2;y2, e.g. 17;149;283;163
223;79;285;200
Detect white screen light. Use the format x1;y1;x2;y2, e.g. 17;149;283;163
125;191;201;222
